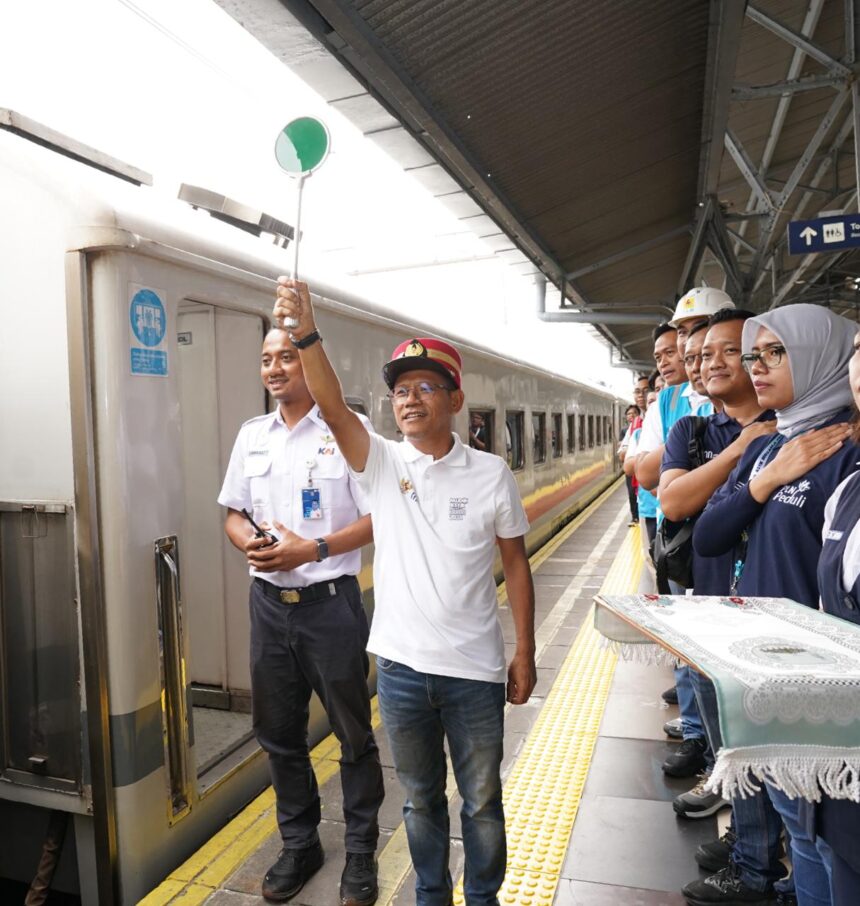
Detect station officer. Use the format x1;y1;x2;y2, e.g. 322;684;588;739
273;277;537;906
218;326;384;905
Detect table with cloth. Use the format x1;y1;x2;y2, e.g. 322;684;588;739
594;593;860;803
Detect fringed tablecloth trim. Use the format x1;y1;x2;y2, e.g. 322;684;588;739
708;744;860;802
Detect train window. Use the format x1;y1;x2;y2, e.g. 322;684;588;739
469;409;494;453
505;411;525;470
551;413;562;457
588;415;595;448
532;412;547;464
578;414;586;451
605;415;612;445
566;414;575;454
345;396;369;417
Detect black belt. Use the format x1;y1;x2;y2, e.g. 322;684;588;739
254;574;355;605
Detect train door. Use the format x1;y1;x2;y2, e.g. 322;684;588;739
175;302;266;781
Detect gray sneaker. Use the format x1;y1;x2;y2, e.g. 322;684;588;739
673;773;729;819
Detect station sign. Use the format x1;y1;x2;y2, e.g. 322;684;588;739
787;214;860;256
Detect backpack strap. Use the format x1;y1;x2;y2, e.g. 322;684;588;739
686;416;710;470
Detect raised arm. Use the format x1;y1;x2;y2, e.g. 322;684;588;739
274;278;371;472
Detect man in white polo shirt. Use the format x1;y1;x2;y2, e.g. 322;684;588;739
273;278;537;906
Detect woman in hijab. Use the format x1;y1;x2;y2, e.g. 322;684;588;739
808;329;860;903
693;304;858;906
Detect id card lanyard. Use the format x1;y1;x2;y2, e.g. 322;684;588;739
731;434;784;593
302;456;323;520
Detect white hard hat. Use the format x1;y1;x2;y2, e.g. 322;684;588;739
669;287;735;327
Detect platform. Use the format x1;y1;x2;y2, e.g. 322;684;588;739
142;481;718;905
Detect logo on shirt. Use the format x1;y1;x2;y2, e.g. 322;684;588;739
399;478;418;502
825;529;844;542
773;480;810;509
317;446;336;455
449;496;468;520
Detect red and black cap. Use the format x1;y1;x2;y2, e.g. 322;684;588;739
382;337;462;389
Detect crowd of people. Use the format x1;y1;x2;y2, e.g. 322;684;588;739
216;272;860;906
617;287;860;906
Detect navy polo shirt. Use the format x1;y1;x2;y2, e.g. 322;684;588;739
662;409;775;595
693;409;859;607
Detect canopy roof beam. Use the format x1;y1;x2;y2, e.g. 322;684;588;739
724;128;776;211
746;4;853;77
565;224;692;280
732;73;847;100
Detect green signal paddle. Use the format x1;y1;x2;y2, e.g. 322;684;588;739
274;117;331;328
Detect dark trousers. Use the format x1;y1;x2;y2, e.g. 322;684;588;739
625;475;639;521
249;576;384;852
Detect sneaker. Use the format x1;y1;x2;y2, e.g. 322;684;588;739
674;773;729;819
340;851;379;906
682;863;777;904
261;841;324;902
662;685;679;704
662;736;707;777
664;717;683;739
775;894;797;906
695;827;736;872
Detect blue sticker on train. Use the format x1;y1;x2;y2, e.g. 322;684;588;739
130;289;167;348
131;348;168;376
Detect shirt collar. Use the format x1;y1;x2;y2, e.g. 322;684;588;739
401;432;468;466
272;404;326;432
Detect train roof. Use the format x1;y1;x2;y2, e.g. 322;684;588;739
0;115;623;404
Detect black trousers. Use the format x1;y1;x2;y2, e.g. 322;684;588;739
249;576;384;852
625;475;639;521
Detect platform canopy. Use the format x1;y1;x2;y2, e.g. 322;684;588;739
216;0;860;369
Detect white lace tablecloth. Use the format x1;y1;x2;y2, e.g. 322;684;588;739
594;593;860;802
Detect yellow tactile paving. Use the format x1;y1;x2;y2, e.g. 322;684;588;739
451;521;643;906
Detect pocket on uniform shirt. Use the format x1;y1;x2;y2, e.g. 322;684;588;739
243;455;272;509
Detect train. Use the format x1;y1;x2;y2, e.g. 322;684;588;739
0;111;624;904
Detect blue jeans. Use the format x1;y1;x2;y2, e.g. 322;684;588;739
730;785;788;892
376;658;506;906
674;664;705;741
689;670;719;769
766;784;831;906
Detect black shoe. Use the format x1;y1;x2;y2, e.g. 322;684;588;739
262;841;324;902
663;737;708;778
674;773;730;819
682;863;777;904
340;851;379;906
662;685;679;704
775;894;796;906
695;827;736;872
664;717;683;739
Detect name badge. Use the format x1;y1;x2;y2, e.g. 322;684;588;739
302;487;323;520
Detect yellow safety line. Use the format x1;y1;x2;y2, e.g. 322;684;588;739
497;476;623;604
143;486;628;905
451;524;643;906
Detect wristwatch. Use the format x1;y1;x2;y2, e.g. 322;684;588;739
315;538;329;562
291;329;322;350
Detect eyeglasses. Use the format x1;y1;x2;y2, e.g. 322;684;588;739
740;345;787;372
386;381;453;402
683;352;703;367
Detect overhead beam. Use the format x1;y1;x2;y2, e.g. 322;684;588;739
746;4;853;77
746;87;851;287
732;73;846;100
536;311;664;325
724;128;775;211
677;196;714;295
565;224;692;280
697;0;747;199
731;0;825;256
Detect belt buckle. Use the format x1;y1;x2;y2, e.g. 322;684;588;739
279;589;301;605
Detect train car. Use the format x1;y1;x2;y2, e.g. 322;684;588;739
0;114;623;904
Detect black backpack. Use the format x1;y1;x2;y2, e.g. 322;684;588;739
653;417;709;594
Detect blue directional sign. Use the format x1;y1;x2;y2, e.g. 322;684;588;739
787;215;860;256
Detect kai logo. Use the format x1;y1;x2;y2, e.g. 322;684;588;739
399;477;418;502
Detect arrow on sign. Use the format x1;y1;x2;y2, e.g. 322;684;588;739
800;226;817;246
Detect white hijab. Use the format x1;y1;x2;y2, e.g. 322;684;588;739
742;304;856;438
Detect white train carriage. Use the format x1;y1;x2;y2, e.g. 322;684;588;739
0;115;623;903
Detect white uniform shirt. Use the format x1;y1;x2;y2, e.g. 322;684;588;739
352;432;529;684
218;406;370;587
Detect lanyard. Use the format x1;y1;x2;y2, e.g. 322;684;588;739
731;434;784;594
